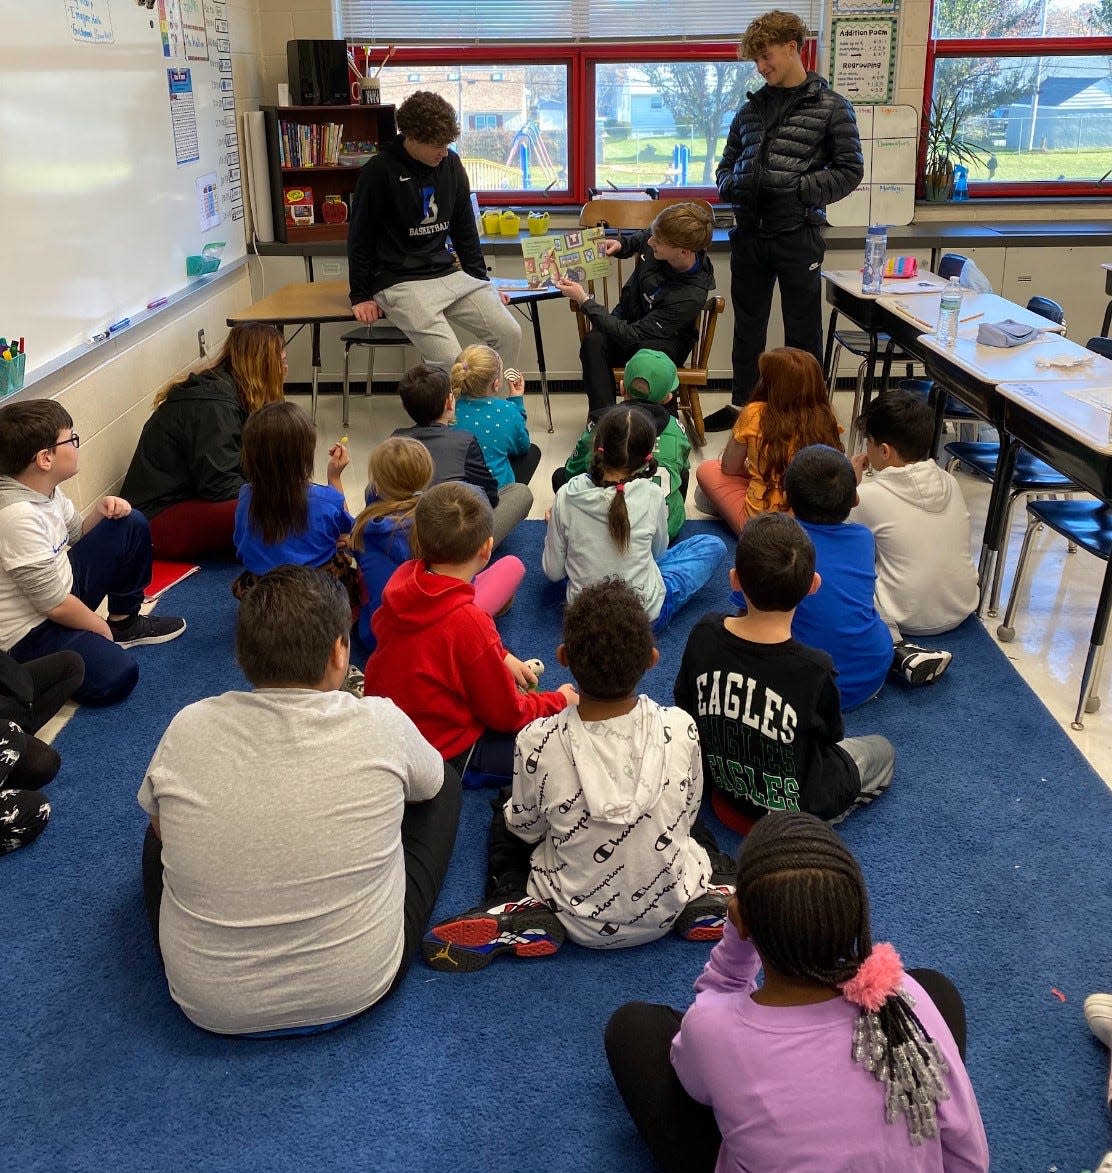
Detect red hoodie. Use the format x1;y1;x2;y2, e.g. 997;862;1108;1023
365;560;567;758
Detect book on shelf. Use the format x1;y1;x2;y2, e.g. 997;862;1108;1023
283;186;315;227
277;121;343;167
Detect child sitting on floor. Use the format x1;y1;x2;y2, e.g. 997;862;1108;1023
350;436;524;652
365;480;575;788
675;512;894;833
422;578;734;972
554;348;692;541
605;812;989;1173
695;347;842;535
785;445;952;709
851;390;979;640
392;363;532;549
450;344;541;488
543;405;725;633
232;401;358;607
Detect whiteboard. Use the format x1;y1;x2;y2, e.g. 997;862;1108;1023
0;0;245;377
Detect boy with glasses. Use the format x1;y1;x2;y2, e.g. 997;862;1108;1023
0;400;185;705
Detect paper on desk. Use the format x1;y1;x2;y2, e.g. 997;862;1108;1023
1064;384;1112;410
1034;352;1095;370
891;299;935;329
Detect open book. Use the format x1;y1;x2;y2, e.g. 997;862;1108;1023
520;227;611;289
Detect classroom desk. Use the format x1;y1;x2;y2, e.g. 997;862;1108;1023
917;331;1112;606
491;278;562;433
820;269;950;402
997;377;1112;726
228;279;559;430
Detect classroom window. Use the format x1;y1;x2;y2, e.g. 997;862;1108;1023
925;0;1112;196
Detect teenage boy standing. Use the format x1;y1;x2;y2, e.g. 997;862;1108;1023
706;10;863;431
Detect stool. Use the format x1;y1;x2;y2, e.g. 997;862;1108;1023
945;442;1078;615
997;498;1112;729
341;323;413;428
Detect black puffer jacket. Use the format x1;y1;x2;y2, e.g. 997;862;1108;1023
716;72;863;234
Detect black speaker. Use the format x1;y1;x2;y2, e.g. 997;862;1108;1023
287;40;349;106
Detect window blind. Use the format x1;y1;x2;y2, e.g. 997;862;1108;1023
333;0;823;44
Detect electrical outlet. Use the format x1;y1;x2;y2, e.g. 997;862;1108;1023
198;328;207;358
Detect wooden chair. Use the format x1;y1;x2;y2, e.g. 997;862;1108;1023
573;197;720;446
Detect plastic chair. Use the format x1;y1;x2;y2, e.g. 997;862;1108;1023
574;198;719;446
1086;335;1112;361
340;322;413;428
997;498;1112;729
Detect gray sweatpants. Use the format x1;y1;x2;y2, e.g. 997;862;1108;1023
492;482;533;549
376;271;521;372
831;734;896;823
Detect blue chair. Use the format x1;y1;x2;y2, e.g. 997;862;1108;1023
997;498;1112;729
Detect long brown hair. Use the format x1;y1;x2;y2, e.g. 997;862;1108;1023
749;347;842;509
240;401;315;545
350;437;434;555
587;405;658;556
155;322;286;412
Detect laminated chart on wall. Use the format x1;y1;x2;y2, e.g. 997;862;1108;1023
826;105;917;227
830;17;898;105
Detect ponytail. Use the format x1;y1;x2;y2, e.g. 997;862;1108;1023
588;404;659;556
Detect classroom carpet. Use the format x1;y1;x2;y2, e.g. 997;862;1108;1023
6;520;1112;1172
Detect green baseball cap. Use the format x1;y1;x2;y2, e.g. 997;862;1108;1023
624;349;679;404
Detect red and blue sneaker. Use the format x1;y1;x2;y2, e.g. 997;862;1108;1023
422;897;565;973
672;884;733;942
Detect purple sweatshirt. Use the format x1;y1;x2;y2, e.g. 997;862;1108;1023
670;923;990;1172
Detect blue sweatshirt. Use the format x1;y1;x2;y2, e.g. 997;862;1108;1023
354;513;413;650
234;483;353;575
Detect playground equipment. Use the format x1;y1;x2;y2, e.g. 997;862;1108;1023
506;121;560;188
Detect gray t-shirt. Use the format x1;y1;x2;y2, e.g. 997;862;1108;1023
137;687;443;1034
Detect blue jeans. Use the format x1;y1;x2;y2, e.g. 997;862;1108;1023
653;534;728;633
9;512;153;706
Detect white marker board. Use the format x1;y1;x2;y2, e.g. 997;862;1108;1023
0;1;245;376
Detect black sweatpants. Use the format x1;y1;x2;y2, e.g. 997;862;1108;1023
581;328;690;416
142;764;463;1004
729;222;826;403
604;967;967;1173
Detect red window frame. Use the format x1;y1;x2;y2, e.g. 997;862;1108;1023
923;34;1112;198
386;42;755;205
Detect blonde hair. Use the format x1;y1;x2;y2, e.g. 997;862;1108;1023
651;202;714;253
351;437;434;555
450;344;502;400
155;322;285;412
739;10;808;60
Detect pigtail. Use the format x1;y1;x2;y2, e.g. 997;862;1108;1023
589;404;658;556
350;494;421;553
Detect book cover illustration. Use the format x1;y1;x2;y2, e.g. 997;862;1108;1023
283;186;315;227
520;227;610;289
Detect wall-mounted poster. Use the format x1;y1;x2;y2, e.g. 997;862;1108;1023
831;17;897;104
826;105;917;227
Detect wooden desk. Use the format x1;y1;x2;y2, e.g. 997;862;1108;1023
229;279;559;430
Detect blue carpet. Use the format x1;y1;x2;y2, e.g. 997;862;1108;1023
6;520;1112;1171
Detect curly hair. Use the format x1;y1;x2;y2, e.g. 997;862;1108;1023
650;201;714;253
738;10;809;60
748;347;842;510
588;405;658;555
396;90;460;145
450;344;501;400
561;578;655;700
350;436;434;555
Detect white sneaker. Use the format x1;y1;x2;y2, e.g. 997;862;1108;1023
1085;993;1112;1047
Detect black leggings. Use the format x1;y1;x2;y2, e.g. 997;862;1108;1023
604;968;967;1173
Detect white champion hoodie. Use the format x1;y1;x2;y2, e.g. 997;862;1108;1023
851;459;979;636
506;696;713;948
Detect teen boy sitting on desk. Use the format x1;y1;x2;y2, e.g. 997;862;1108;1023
0;401;185;706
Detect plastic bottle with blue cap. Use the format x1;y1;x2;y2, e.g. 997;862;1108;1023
861;225;887;295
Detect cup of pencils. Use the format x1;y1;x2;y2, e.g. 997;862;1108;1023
0;338;26;398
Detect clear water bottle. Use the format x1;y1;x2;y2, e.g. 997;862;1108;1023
936;276;963;346
862;224;887;294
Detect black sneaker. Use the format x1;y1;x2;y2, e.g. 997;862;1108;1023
672;884;733;942
109;613;186;648
702;405;742;432
891;641;952;686
422;896;565;973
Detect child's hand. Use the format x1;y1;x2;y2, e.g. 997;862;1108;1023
99;496;131;519
558;683;580;705
327;441;350;480
336;532;352;552
544;507;552;524
555;276;588;307
503;652;538;690
850;452;869;483
505;368;525;397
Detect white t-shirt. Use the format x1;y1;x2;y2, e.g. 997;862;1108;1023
507;697;712;948
138;687;443;1035
0;477;81;649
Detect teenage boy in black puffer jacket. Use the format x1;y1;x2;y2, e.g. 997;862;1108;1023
706;10;863;431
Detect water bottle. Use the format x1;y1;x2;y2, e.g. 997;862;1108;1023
952;165;969;201
861;225;887;294
936;276;963;346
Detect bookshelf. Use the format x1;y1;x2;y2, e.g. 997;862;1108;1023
263;104;397;244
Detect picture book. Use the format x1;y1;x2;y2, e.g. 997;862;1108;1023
520;227;610;289
283;186;315;227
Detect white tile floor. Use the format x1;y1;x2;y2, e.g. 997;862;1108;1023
311;384;1112;792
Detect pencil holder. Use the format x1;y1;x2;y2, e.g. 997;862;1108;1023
0;352;26;398
499;210;521;235
527;212;550;235
481;210;502;235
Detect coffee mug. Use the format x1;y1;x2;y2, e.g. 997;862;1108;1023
359;80;381;106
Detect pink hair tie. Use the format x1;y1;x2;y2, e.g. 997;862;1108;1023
839;942;904;1011
615;482;625;493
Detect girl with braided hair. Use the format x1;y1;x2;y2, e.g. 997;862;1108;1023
605;812;988;1172
542;405;725;632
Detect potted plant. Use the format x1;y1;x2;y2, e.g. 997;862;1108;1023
922;93;989;201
